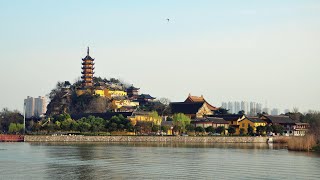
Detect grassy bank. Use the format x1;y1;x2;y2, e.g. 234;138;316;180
287;135;317;151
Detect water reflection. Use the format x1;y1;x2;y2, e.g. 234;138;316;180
1;142;319;179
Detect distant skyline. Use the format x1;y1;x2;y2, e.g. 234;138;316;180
1;1;320;113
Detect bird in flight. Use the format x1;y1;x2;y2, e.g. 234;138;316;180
166;18;170;22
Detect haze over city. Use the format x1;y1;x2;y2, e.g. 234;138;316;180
1;0;320;113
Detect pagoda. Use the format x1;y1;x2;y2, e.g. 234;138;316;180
81;47;95;88
126;85;140;98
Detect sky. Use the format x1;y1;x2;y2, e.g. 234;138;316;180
0;0;320;113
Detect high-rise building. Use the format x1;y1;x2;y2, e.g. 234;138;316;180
256;103;262;114
234;101;241;114
262;107;269;114
221;100;269;115
24;96;35;118
271;108;279;115
221;102;228;109
24;96;46;118
249;102;256;115
228;102;234;114
34;96;46;117
240;101;246;113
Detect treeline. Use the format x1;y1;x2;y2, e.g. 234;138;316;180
0;108;24;134
29;114;134;135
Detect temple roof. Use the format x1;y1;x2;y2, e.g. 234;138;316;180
184;94;218;111
210;114;245;121
127;85;140;91
138;94;155;99
262;115;295;124
170;102;205;114
193;117;228;124
245;117;266;123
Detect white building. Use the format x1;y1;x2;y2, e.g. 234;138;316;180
221;102;228;109
228;102;234;114
24;96;35;118
271;108;279;115
262;107;269;114
24;96;46;118
34;96;46;117
234;101;241;114
240;101;248;114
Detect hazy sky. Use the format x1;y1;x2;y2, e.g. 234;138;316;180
1;0;320;113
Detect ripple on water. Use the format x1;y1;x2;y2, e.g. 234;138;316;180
0;142;320;180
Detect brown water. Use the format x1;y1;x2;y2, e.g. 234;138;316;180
0;142;319;179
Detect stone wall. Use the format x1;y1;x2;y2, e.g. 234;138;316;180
24;135;271;143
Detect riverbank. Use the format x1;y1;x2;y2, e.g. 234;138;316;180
24;135;284;143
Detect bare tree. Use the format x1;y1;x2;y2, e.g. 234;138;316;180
159;98;170;106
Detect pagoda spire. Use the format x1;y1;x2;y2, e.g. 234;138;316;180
87;47;90;56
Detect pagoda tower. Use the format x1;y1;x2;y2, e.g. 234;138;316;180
81;47;95;88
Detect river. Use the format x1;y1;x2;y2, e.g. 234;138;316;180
0;142;319;179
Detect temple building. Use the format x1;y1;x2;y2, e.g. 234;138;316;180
127;85;140;99
170;102;213;119
169;94;218;119
81;47;95;88
184;94;219;111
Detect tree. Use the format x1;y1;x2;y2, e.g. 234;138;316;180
215;126;226;135
256;126;266;135
8;123;24;134
228;126;236;135
272;124;284;135
135;121;152;134
240;128;245;135
172;113;191;133
247;125;254;135
161;125;170;133
214;108;229;115
304;112;320;143
8;123;18;134
238;110;245;115
61;119;74;131
266;125;273;134
152;125;160;132
205;126;215;133
109;122;118;132
159;98;171;116
78;122;91;132
0;108;23;133
195;126;205;134
186;124;195;132
149;111;162;126
166;117;173;121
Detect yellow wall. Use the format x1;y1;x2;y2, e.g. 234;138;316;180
129;114;162;126
112;100;139;110
195;104;213;118
239;119;266;134
104;89;127;98
77;88;128;98
94;90;105;96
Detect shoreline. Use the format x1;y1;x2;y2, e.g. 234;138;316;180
24;135;289;143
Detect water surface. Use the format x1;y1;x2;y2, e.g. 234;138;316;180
0;142;319;179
